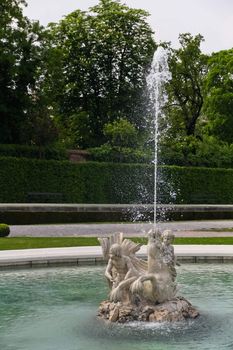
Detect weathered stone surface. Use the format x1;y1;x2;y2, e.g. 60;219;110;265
98;296;199;323
109;307;119;322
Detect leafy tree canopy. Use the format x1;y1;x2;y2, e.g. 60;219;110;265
165;33;208;138
48;0;156;148
103;117;138;147
203;49;233;143
0;0;45;143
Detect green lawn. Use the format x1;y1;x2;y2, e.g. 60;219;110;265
0;236;233;250
0;237;99;250
197;228;233;232
174;237;233;245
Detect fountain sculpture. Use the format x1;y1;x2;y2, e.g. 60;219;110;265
98;231;199;323
98;48;199;323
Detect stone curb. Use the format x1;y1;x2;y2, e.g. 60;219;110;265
3;204;233;225
1;245;233;268
2;203;233;212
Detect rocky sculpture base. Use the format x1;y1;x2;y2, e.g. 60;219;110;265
98;297;199;323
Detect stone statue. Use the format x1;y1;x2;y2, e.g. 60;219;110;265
105;243;139;303
131;229;176;304
161;230;178;281
100;233;147;303
98;231;199;323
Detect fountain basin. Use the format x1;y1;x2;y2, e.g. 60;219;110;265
0;264;233;350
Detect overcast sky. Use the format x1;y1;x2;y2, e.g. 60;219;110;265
24;0;233;54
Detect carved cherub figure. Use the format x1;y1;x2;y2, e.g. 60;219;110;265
161;230;177;281
147;228;163;274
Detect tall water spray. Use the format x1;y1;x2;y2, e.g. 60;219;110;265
147;47;171;229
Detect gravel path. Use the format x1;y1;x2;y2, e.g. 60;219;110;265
9;220;233;237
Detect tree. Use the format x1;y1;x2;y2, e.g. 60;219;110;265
0;0;54;145
203;49;233;143
103;118;138;147
48;0;156;148
165;34;208;137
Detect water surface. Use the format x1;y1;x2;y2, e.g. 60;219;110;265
0;264;233;350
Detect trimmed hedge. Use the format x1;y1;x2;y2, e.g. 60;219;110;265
0;224;10;237
158;166;233;204
0;157;153;203
0;156;233;204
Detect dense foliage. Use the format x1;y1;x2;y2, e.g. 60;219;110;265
48;0;156;148
203;49;233;143
165;34;208;137
0;0;233;174
0;0;57;146
1;157;233;204
159;135;233;168
88;144;152;163
0;144;67;160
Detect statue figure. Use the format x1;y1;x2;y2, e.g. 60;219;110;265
99;233;147;303
161;230;177;281
105;243;140;303
98;231;199;323
131;229;176;303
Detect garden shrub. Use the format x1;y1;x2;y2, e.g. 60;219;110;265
103;118;138;147
160;135;233;168
0;144;67;160
88;144;152;163
0;224;10;237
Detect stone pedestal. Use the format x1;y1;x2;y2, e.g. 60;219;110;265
98;296;199;323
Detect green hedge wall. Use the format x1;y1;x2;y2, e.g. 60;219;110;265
0;157;153;203
0;156;233;204
160;166;233;204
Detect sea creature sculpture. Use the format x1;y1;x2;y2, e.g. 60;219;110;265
98;231;199;323
99;230;177;304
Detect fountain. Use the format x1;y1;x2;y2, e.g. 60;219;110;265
98;231;199;323
98;48;199;323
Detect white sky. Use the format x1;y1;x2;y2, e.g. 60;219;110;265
24;0;233;54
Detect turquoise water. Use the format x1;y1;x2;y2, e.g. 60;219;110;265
0;264;233;350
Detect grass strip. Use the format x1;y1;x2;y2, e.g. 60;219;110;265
0;237;99;250
1;236;233;250
174;237;233;245
196;228;233;232
134;237;233;245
